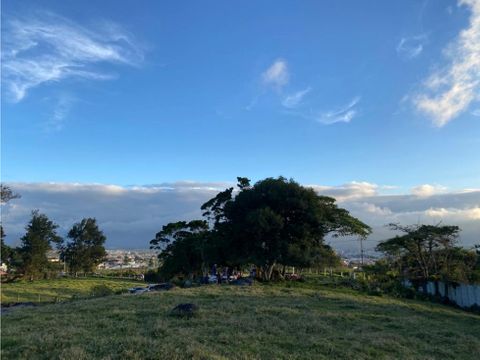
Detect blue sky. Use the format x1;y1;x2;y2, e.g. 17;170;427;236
2;0;479;189
1;0;479;248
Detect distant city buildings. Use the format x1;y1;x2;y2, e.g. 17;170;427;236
44;247;375;271
0;262;8;275
47;250;61;263
42;248;159;270
98;249;158;270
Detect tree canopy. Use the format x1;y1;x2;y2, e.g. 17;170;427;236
376;223;478;284
0;184;21;204
218;177;371;280
152;176;371;280
1;185;21;269
19;210;63;279
61;218;107;274
151;220;210;279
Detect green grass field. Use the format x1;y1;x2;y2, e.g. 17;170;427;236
0;277;142;304
2;278;479;359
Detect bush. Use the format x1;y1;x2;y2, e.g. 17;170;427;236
91;285;114;297
144;270;161;283
170;275;185;287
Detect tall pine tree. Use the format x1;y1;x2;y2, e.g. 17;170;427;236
20;210;62;279
62;218;107;274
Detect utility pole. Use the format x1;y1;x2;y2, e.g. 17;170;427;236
360;236;364;266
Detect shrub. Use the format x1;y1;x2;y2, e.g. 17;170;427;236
170;275;185;287
144;270;161;283
91;284;114;297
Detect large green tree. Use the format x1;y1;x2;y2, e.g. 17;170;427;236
1;184;21;270
1;226;12;265
206;177;371;280
152;177;371;281
20;210;62;279
62;218;107;274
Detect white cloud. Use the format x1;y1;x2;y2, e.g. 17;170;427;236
262;59;289;90
411;184;448;197
2;12;143;102
282;87;311;108
396;35;427;59
355;202;393;216
316;96;361;125
308;181;378;201
413;0;480;126
44;94;75;132
255;60;358;128
425;206;480;220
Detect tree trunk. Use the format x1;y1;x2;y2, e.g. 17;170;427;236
434;281;440;297
262;262;276;281
444;281;449;302
421;281;427;293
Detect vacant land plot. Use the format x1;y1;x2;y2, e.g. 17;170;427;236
2;280;479;359
0;277;142;304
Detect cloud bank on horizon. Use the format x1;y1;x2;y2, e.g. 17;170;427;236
2;181;479;252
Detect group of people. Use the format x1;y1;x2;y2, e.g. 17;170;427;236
200;264;256;284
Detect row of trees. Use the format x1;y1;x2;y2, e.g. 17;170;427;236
1;185;107;279
150;177;480;287
151;177;371;281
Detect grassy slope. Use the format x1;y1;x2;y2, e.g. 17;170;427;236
0;277;142;304
2;280;480;360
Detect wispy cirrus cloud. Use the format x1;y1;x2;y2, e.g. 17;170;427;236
283;94;362;125
246;58;289;110
252;59;359;126
413;0;480;127
315;96;361;125
44;94;75;132
2;11;144;102
281;87;311;108
396;34;427;59
261;59;289;90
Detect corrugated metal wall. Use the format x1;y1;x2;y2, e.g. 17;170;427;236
418;281;480;308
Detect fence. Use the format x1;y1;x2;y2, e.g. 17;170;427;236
405;280;480;309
